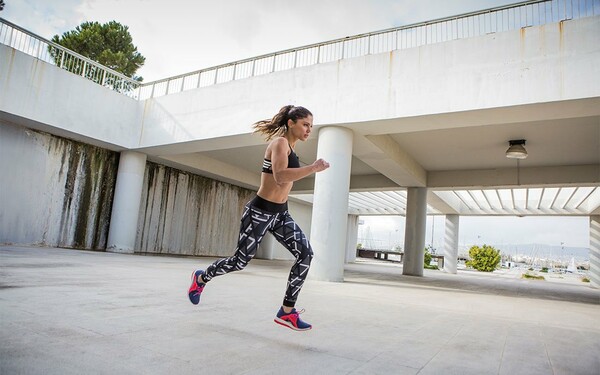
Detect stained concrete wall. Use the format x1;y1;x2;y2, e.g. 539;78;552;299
0;122;118;249
0;123;270;256
135;162;256;256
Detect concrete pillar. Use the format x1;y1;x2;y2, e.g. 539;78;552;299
443;214;460;274
256;232;276;260
107;151;147;253
590;216;600;288
402;187;427;276
310;126;353;282
345;214;360;263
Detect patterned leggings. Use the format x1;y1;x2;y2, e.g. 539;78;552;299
203;199;313;307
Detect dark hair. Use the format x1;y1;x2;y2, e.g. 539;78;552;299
252;105;313;141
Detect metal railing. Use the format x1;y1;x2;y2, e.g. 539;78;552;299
0;17;142;99
1;0;598;100
136;0;599;99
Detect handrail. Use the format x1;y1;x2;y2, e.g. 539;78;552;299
1;0;598;100
0;17;141;99
136;0;599;99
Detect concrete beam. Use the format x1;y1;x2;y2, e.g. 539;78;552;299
292;174;399;194
428;165;600;189
156;153;260;190
353;135;426;188
427;190;460;215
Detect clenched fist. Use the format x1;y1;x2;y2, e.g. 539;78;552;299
312;158;330;173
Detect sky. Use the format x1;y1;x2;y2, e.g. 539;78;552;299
1;0;592;250
4;0;521;82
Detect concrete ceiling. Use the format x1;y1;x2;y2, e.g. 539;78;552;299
153;101;600;217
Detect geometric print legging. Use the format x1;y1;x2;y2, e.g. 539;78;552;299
203;203;313;307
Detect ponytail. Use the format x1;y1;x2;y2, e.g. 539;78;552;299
252;105;312;141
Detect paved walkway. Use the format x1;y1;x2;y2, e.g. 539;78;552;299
1;246;599;375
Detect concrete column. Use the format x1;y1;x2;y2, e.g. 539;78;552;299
256;232;275;260
402;187;427;276
345;214;360;263
590;216;600;288
107;151;147;253
443;214;460;274
310;126;353;282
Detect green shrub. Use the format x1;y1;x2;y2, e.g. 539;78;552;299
424;248;432;266
582;277;590;283
423;246;439;270
465;245;501;272
541;267;549;273
522;273;545;280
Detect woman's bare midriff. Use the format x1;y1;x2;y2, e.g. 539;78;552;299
256;173;293;204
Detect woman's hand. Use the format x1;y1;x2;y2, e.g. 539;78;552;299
312;158;330;173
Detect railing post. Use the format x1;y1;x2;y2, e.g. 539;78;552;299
317;45;321;63
341;41;345;59
101;70;106;86
150;83;155;98
197;71;202;88
251;60;256;76
271;54;276;72
232;63;237;80
81;60;86;77
293;50;298;68
59;49;65;68
180;77;185;92
214;68;219;84
8;25;13;47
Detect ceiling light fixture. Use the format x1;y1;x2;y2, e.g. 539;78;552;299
506;139;528;159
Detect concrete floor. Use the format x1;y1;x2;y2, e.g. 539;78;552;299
1;245;599;375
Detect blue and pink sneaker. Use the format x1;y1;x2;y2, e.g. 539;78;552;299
188;270;205;305
274;307;312;331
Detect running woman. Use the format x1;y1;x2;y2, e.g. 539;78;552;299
188;105;330;331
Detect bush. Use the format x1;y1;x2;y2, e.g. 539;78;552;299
541;267;549;273
424;248;432;266
465;244;501;272
522;273;545;280
582;277;590;283
423;247;439;270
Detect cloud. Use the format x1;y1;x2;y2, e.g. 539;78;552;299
4;0;519;81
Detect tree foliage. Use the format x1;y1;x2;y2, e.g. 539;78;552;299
0;0;5;12
51;21;145;81
466;244;501;272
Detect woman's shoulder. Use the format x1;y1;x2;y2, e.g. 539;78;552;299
269;136;289;149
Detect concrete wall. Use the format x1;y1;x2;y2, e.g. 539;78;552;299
0;122;119;249
2;17;596;151
0;122;268;256
138;16;600;148
135;161;256;256
0;44;143;149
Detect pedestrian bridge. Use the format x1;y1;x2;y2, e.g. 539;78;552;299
0;0;599;285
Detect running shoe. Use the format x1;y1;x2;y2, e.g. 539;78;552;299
274;307;312;331
188;270;205;305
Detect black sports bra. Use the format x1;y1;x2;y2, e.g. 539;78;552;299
262;145;300;174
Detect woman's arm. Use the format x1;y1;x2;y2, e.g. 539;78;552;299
271;138;329;184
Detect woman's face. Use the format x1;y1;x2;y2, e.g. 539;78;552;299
288;115;313;141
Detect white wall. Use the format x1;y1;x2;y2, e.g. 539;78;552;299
0;44;143;150
137;17;600;149
2;17;597;152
